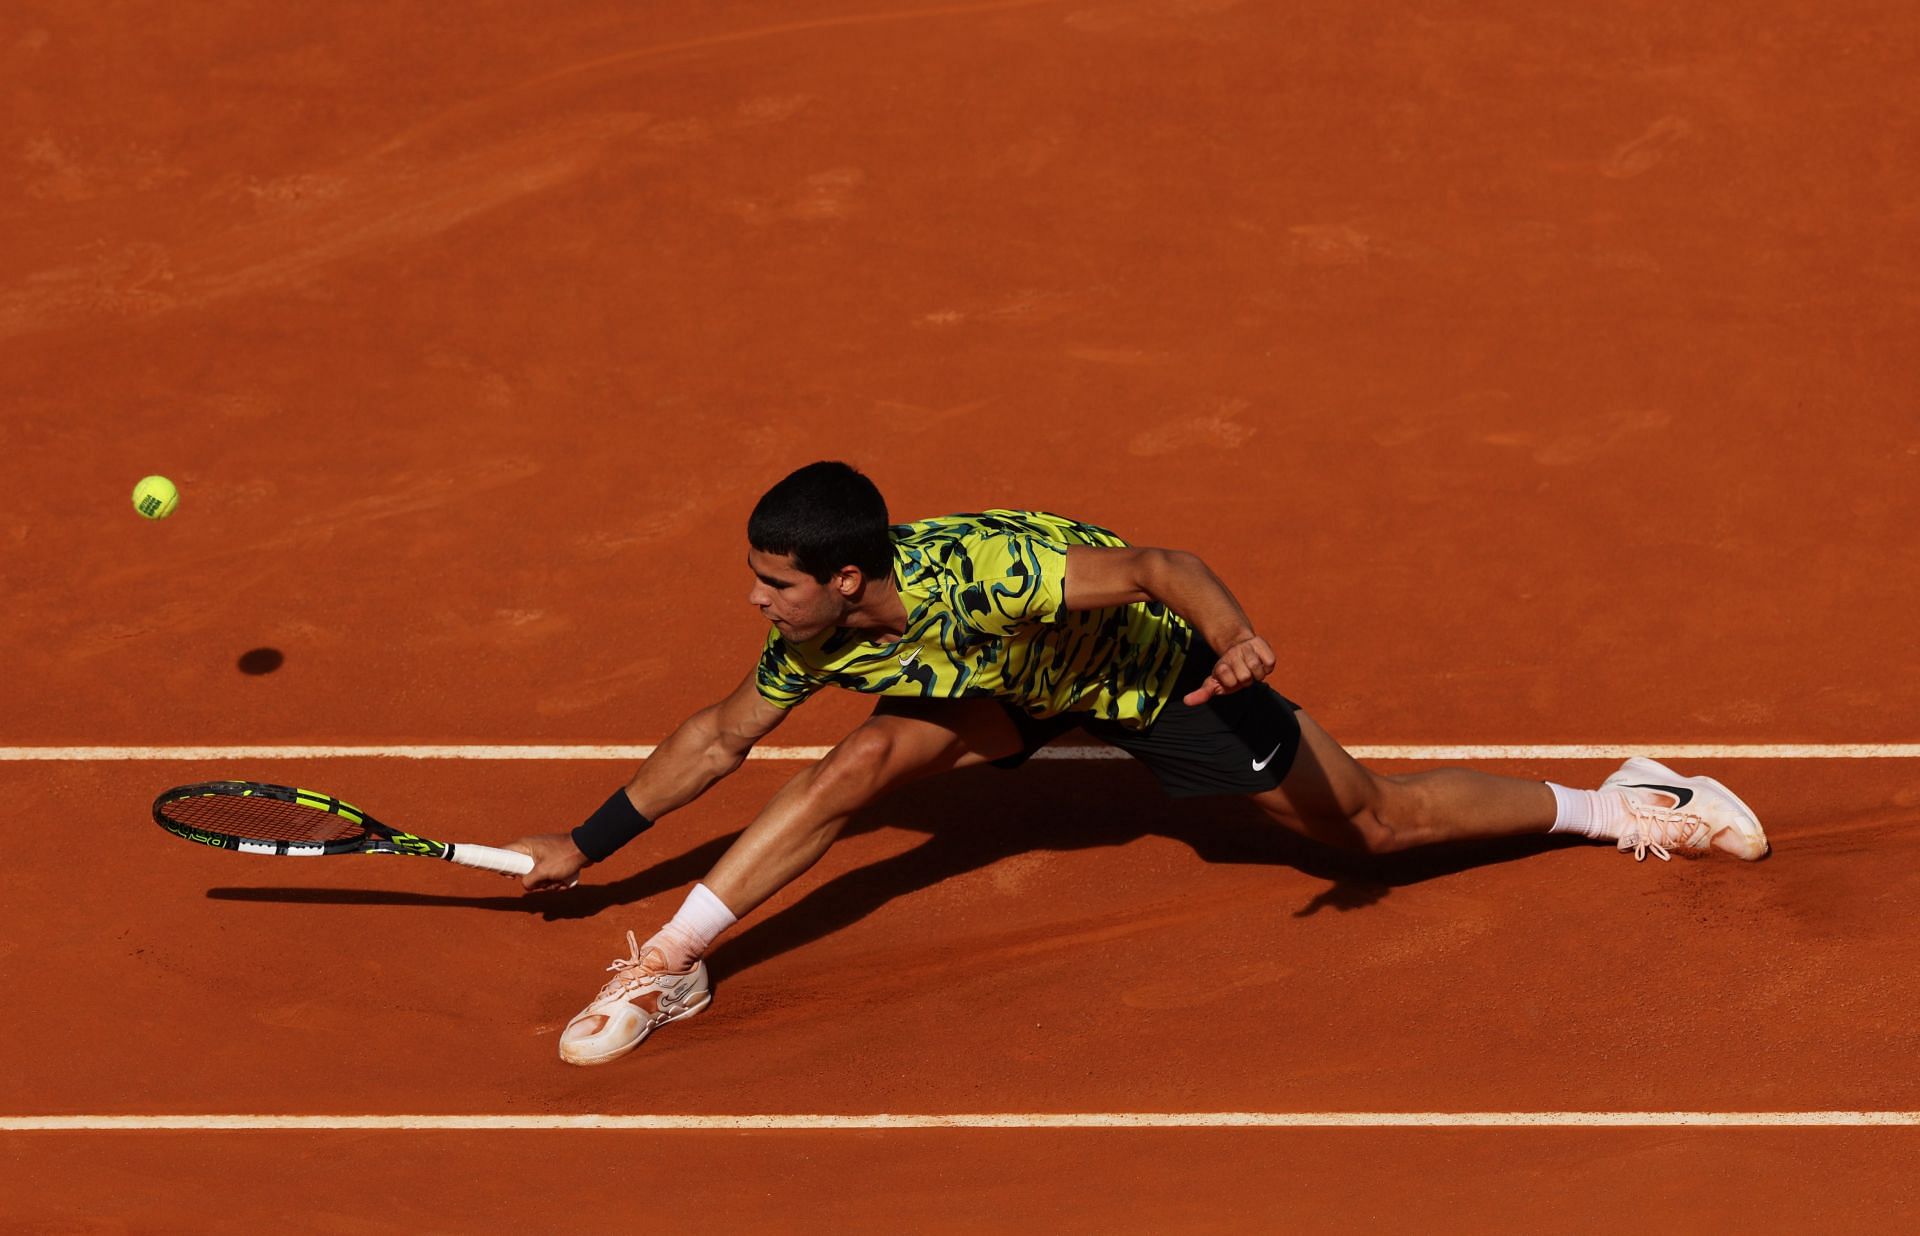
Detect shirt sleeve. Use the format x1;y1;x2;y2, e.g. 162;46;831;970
947;530;1068;637
754;628;828;710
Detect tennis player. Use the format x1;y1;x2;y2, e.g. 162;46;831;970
505;461;1768;1066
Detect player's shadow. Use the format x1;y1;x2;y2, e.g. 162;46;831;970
205;755;1581;964
707;759;1581;978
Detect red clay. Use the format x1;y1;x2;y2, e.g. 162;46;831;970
5;0;1918;1228
7;1130;1920;1233
4;758;1920;1120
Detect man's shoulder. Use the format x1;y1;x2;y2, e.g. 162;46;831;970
894;510;1129;553
890;510;1126;633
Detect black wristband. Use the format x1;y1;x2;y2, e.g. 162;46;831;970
570;788;653;863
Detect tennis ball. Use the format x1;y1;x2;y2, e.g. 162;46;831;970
132;475;179;520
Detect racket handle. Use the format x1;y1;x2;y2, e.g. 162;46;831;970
448;844;536;876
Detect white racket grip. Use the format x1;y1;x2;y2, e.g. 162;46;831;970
449;844;536;876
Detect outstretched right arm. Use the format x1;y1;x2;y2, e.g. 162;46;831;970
507;668;790;891
625;668;790;820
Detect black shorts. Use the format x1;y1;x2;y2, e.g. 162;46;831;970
991;641;1303;798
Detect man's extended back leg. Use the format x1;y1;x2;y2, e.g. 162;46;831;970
1248;711;1556;854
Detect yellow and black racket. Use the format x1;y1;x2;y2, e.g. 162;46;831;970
153;780;533;876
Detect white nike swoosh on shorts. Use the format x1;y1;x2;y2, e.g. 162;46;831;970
1251;739;1286;772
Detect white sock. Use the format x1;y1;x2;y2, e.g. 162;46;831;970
1546;782;1629;840
643;883;738;971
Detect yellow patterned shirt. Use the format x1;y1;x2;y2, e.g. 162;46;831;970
754;511;1193;728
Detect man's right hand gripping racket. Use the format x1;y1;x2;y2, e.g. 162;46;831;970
152;780;534;877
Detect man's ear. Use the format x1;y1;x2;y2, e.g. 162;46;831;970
833;565;864;596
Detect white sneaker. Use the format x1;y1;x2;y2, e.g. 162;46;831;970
558;931;711;1066
1600;757;1770;862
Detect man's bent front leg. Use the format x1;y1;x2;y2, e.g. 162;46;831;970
702;698;1020;917
558;701;1022;1065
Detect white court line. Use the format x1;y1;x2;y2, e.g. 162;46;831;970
4;1112;1918;1131
1;744;1918;762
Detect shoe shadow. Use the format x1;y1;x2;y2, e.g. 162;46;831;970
206;761;1584;944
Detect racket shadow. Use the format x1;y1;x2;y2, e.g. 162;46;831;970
203;832;745;922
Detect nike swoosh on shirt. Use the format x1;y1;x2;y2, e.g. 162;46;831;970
898;648;920;668
1251;739;1287;771
1626;782;1694;808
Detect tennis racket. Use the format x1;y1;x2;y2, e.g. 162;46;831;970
152;780;534;876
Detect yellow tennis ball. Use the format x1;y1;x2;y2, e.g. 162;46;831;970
132;475;179;520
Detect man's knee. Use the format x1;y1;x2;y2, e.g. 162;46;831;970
808;720;910;805
1262;768;1414;855
1348;776;1431;854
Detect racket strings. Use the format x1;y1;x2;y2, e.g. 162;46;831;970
161;793;362;844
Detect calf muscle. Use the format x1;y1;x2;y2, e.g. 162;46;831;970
701;698;1021;917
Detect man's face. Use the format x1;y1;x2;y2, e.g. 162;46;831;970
748;548;852;641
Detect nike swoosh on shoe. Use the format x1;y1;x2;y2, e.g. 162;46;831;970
1625;782;1694;809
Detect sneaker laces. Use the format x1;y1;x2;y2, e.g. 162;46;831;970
1617;803;1714;862
592;930;664;999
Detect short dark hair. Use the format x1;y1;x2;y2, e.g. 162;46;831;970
748;461;893;582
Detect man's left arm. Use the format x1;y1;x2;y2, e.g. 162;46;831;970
1061;545;1276;706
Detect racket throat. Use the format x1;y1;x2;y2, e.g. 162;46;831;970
368;832;453;860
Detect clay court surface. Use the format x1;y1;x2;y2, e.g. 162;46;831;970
5;0;1919;1230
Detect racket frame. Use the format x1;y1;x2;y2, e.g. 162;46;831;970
151;780;532;874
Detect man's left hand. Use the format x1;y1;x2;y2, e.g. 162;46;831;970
1182;635;1277;706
